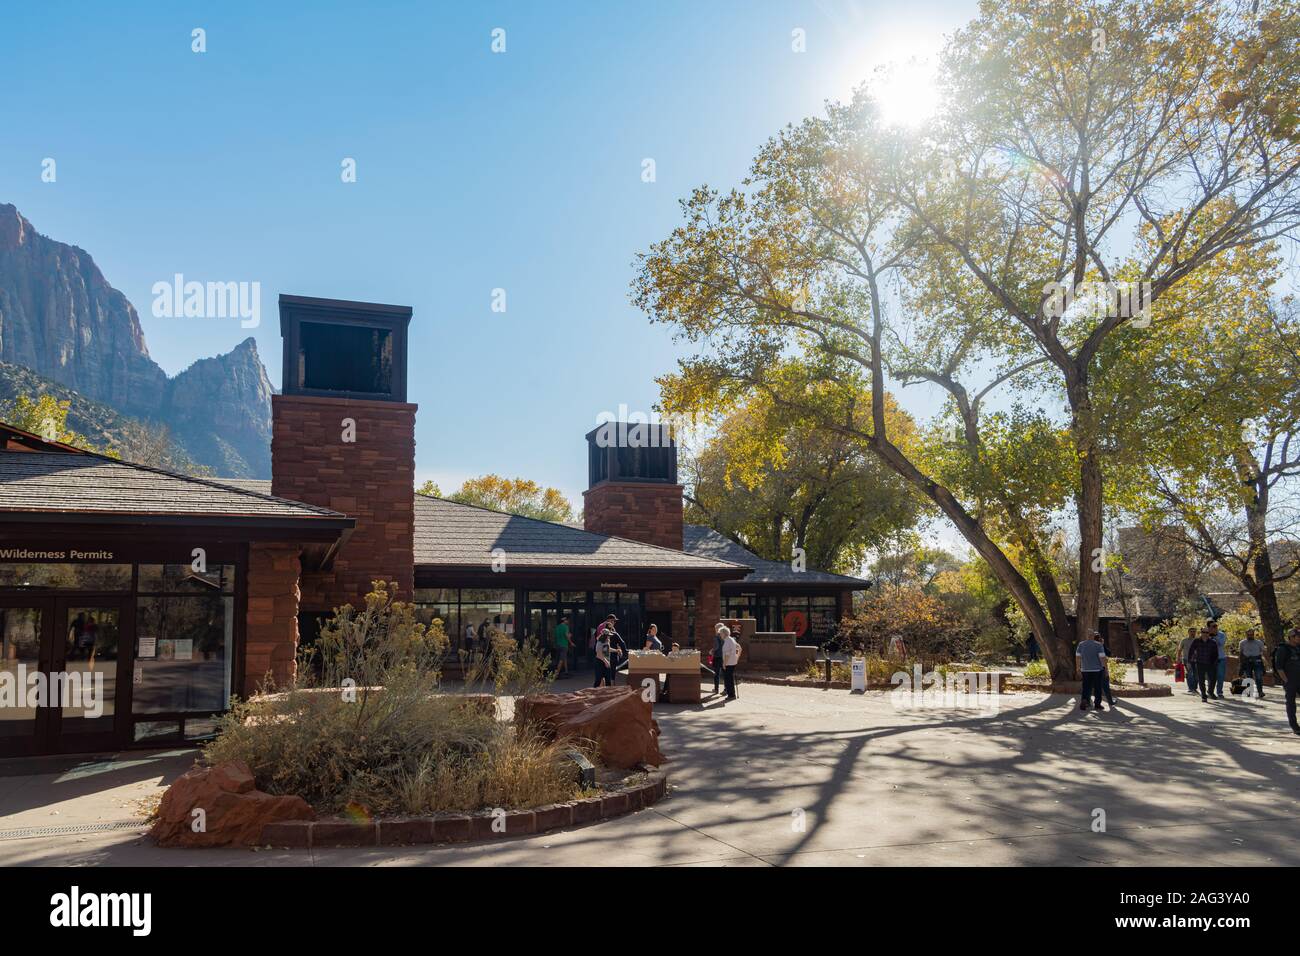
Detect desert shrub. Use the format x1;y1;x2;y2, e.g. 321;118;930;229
464;632;555;697
1022;659;1050;679
205;581;578;815
1107;657;1127;685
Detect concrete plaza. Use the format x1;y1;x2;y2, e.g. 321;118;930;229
1;675;1296;867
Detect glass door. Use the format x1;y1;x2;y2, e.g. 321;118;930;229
0;599;52;757
51;598;131;754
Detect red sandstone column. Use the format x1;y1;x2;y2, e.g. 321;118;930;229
244;542;302;693
696;579;722;649
271;394;416;610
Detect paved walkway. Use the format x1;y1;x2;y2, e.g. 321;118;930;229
1;678;1296;866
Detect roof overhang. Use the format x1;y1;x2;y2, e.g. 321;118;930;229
416;563;751;590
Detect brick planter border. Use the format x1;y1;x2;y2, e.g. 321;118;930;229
259;770;668;849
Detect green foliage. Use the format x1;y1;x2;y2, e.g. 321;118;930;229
802;654;959;684
836;584;972;660
632;0;1300;683
1023;660;1050;679
3;393;107;452
680;381;922;573
419;474;574;523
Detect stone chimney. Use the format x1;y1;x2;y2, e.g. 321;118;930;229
583;421;688;643
582;421;682;548
270;294;416;611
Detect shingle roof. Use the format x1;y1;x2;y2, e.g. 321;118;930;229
413;495;749;573
0;452;347;522
682;524;871;588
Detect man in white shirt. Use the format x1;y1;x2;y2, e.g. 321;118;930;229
720;626;742;700
1239;629;1266;698
1075;630;1108;712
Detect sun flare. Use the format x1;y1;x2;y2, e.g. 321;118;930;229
874;58;941;129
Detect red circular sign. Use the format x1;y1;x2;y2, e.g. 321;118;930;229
783;610;808;638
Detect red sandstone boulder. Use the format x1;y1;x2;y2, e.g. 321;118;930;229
1147;655;1171;670
515;686;665;769
150;760;315;847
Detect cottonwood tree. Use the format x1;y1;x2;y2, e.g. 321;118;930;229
1115;296;1300;646
633;0;1300;679
680;380;921;572
418;475;575;523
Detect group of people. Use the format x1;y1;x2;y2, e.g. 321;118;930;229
461;615;514;656
572;614;742;701
1176;621;1300;734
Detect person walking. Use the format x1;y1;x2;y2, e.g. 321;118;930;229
1207;619;1228;699
1178;626;1199;695
1189;628;1219;702
1239;628;1266;698
1099;652;1117;707
553;615;571;677
720;625;742;700
1272;628;1300;735
593;629;612;688
607;625;627;685
711;623;726;695
1076;630;1107;712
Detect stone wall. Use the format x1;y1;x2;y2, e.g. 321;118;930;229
271;394;416;610
582;481;684;551
244;542;302;692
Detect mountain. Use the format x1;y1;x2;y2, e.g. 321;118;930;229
0;203;272;476
0;361;208;474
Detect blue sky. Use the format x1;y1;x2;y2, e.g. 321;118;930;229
1;0;976;505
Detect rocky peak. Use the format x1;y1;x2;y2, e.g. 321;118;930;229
0;205;274;476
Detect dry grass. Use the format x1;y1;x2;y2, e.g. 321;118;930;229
204;582;579;816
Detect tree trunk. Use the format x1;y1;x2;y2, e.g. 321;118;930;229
868;436;1075;679
1068;371;1103;650
1247;497;1287;649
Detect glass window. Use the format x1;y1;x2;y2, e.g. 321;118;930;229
134;720;181;742
414;590;455;645
0;563;132;591
138;564;235;594
527;591;557;603
0;606;42;739
299;321;393;394
133;593;233;714
809;596;839;644
183;716;220;740
456;590;515;651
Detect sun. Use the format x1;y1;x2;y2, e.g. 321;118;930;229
874;57;941;130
